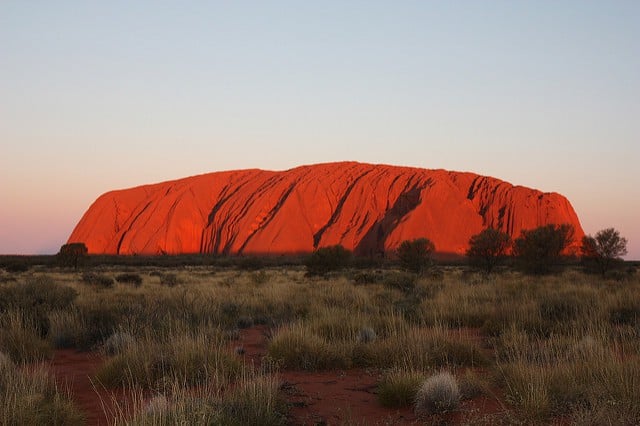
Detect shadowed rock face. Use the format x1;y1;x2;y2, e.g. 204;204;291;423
68;162;584;256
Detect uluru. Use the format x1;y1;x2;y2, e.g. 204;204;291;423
68;162;584;256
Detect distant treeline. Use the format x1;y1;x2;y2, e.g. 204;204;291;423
1;252;637;273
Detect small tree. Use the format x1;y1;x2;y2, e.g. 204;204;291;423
397;238;435;274
57;243;88;269
581;227;628;276
513;224;574;274
305;245;352;276
466;228;512;274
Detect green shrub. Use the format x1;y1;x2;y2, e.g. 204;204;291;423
304;245;351;276
0;276;77;338
513;224;575;275
538;293;584;322
237;256;265;271
466;228;512;274
48;310;82;349
115;273;143;287
383;271;416;292
237;316;254;329
1;260;30;273
75;305;119;350
610;303;640;325
397;238;435;274
0;275;77;312
56;242;88;269
250;270;269;285
81;271;114;288
352;271;382;285
159;273;180;287
580;228;628;276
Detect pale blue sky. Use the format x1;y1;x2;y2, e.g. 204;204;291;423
1;1;639;258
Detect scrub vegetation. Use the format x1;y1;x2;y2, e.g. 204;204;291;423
0;228;637;424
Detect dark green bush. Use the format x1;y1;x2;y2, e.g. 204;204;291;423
0;276;77;312
115;273;143;287
159;273;180;287
1;260;31;273
250;270;269;285
610;304;640;325
56;242;88;269
513;224;574;275
581;228;628;276
305;245;351;276
538;293;583;322
352;271;382;285
237;256;265;271
397;238;435;274
81;272;114;288
76;306;119;350
383;271;417;293
466;228;511;274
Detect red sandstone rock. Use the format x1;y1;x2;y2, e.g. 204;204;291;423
68;162;584;256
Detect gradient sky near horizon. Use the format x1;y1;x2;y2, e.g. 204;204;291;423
1;1;639;259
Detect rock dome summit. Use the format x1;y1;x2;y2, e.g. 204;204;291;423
68;162;584;256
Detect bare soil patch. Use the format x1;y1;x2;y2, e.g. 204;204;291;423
47;326;508;425
48;350;111;425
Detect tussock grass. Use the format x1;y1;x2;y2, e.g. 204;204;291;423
268;320;486;371
0;311;52;363
376;367;423;408
267;322;351;370
106;371;285;426
414;371;461;416
0;360;84;425
1;265;638;424
48;309;83;349
96;331;242;389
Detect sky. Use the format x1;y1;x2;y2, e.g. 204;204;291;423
1;1;639;259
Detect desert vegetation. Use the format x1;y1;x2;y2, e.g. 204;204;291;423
0;227;636;424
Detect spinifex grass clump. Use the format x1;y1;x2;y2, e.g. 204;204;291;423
414;371;461;416
0;275;77;312
0;360;84;425
96;332;242;389
497;328;640;423
0;264;637;424
267;323;351;370
377;367;423;408
0;311;52;363
108;372;286;426
357;326;377;343
102;330;135;355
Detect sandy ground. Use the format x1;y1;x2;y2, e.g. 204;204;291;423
49;325;508;425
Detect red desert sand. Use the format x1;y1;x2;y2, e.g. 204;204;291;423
50;325;507;425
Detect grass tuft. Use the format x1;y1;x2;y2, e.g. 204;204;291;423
414;371;461;416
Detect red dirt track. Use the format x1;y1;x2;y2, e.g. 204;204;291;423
49;350;111;425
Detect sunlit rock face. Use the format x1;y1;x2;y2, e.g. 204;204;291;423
68;162;584;256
